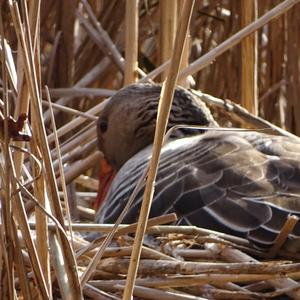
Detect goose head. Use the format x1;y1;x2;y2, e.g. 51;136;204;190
97;83;217;170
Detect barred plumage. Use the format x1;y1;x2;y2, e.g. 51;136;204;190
96;83;300;247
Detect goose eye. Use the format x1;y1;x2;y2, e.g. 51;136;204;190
99;120;108;133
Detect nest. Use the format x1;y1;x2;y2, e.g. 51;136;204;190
1;1;300;299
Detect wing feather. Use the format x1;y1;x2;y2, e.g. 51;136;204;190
96;131;300;246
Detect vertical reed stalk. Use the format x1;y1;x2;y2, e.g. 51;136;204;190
0;8;15;298
241;0;258;115
159;0;177;80
124;0;139;85
122;1;195;299
286;3;300;134
177;0;191;87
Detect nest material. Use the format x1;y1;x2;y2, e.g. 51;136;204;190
1;0;300;299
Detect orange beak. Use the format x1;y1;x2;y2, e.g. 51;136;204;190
95;158;116;210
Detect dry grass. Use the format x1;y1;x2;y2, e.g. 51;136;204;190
1;0;300;299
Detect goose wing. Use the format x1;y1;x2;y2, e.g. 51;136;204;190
96;131;300;246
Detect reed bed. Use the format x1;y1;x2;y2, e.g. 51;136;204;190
1;0;300;299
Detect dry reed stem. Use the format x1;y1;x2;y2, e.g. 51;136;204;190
192;90;300;140
42;100;98;121
43;57;111;122
0;10;15;298
49;223;300;299
58;151;102;187
259;80;286;103
9;150;49;298
84;283;121;300
123;2;195;299
80;2;143;80
49;232;77;299
100;280;300;300
80;152;155;283
124;0;139;85
54;0;76;87
267;215;300;258
0;41;17;93
47;98;109;144
1;1;300;298
108;213;177;237
9;1;83;298
45;87;75;247
11;223;33;299
181;283;300;300
95;246;176;261
159;0;177;80
44;87;115;98
94;273;281;289
7;3;50;298
184;288;256;300
46;31;61;87
3;31;25;179
52;139;97;172
52;126;96;161
28;220;236;234
80;211;176;284
219;247;300;299
75;175;99;191
80;0;152;81
240;0;258;115
179;0;300;80
173;249;219;260
28;222;251;250
177;0;191;88
99;258;300;276
78;5;124;73
116;284;208;300
77;213;178;257
30;116;52;295
31;137;52;295
26;1;52;293
139;0;300;83
286;4;300;135
10;0;63;225
147;224;251;248
25;221;261;262
262;284;300;299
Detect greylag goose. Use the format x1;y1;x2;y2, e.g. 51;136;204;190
95;83;300;248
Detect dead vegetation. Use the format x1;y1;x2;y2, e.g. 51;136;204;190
1;0;300;299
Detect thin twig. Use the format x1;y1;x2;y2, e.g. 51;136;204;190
267;215;300;258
